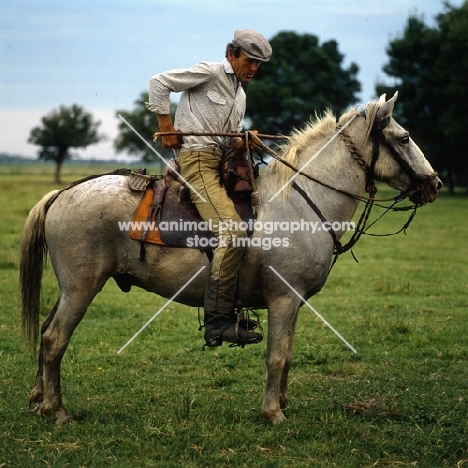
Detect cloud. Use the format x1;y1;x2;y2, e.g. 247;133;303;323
1;0;463;161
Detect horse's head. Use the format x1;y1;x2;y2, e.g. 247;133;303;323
370;92;442;204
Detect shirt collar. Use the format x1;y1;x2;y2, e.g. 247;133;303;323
223;58;235;75
223;59;241;87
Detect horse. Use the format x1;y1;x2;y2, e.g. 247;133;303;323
20;93;441;424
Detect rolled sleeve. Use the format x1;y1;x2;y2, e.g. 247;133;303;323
146;74;172;114
146;64;213;114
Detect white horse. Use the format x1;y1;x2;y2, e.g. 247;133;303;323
20;93;441;423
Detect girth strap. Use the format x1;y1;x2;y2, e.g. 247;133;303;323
292;182;342;252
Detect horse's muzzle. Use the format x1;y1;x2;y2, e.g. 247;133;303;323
408;174;443;205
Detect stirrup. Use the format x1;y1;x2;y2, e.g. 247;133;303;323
198;307;261;333
236;308;261;332
203;312;263;350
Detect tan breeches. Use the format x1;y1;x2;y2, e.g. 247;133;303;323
177;149;248;314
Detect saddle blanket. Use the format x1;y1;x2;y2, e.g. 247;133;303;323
129;185;167;246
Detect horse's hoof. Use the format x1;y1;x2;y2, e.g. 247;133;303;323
261;409;287;424
32;403;73;424
55;408;73;424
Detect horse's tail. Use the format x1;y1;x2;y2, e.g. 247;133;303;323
19;190;60;356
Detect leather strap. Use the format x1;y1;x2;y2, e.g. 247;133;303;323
292;182;342;251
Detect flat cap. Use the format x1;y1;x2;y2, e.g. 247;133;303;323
233;29;272;62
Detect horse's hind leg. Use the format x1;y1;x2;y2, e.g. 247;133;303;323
28;301;59;410
32;286;103;423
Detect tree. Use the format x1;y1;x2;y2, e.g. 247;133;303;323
115;92;176;167
28;104;102;183
245;31;361;135
376;1;468;193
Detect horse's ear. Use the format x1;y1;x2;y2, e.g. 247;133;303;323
376;91;398;124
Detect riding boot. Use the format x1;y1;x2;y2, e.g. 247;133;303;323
203;310;263;347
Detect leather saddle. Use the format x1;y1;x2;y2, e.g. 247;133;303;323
128;156;254;258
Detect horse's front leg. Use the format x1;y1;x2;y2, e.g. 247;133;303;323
261;297;300;424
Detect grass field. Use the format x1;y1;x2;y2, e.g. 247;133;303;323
0;164;467;467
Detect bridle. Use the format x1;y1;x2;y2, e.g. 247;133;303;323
333;112;439;204
246;111;439;268
372;124;440;203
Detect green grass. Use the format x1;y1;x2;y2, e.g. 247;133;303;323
1;166;467;467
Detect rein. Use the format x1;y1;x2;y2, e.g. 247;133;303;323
155;123;431;268
153;131;286;141
246;126;424;269
248;130;407;205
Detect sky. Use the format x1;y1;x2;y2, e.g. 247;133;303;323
0;0;463;161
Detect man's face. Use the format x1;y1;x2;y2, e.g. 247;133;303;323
228;50;261;83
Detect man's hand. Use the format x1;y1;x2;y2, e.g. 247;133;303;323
230;137;245;151
247;130;262;150
157;114;182;149
229;130;262;152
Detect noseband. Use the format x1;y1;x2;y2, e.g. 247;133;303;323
338;113;439;203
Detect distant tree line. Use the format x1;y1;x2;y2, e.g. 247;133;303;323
376;1;468;194
29;2;468;193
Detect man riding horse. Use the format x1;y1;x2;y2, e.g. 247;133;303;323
145;29;272;348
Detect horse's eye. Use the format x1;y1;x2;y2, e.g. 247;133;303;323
399;135;410;145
